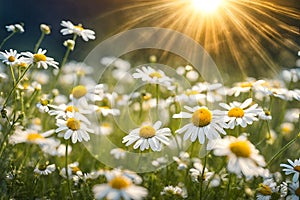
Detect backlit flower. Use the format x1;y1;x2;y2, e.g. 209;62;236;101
0;49;22;66
22;48;58;69
173;106;227;144
280;158;300;182
60;20;95;41
122;121;171;151
207;135;266;178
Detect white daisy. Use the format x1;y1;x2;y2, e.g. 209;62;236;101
69;84;105;108
258;110;272;121
55;113;94;143
161;185;188;198
132;66;174;90
9;129;55;145
21;48;58;69
60;162;83;184
6;23;24;33
280;158;300;182
110;148;126;160
93;170;148;200
122;121;171;151
286;181;300;200
173;151;190;170
0;49;22;66
48;103;91;119
60;20;95;41
93;105;120;117
207;135;266;178
256;178;279;200
229;79;265;97
34;164;56;176
173;106;227;144
218;98;262;129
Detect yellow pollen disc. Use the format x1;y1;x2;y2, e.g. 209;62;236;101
18;62;28;68
71;166;80;174
149;71;162;78
8;56;16;62
185;90;199;96
66;118;81;131
33;54;47;62
294;166;300;172
109;176;131;189
27;133;44;141
142;93;152;101
38;164;47;171
74;25;84;31
40;99;49;106
192;108;212;127
265;111;271;116
65;106;79;113
101;122;111;127
296;187;300;197
139;125;156;138
228;107;244;118
257;184;272;195
239;82;252;88
229;141;251;158
71;85;87;99
281;126;292;134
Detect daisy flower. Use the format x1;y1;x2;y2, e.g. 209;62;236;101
132;66;174;90
55;113;94;143
173;151;190;170
9;129;55;145
173;106;227;144
229;79;265;97
122;121;171;151
34;164;56;176
256;178;279;200
110;148;126;160
93;105;120;117
161;185;188;199
286;181;300;200
60;162;83;184
21;48;58;69
0;49;22;66
48;103;91;119
207;135;266;178
218;98;262;129
60;20;95;41
70;84;105;108
280;158;300;182
92;170;148;200
6;23;24;33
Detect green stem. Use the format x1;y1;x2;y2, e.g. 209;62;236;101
2;64;33;108
34;32;45;53
266;133;299;167
155;84;159;115
9;65;16;85
0;32;15;49
65;140;73;199
226;173;232;198
199;155;207;200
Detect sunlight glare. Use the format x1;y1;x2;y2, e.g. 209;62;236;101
191;0;223;13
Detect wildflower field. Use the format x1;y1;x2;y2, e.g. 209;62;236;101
0;1;300;200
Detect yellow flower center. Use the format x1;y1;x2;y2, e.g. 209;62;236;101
294;166;300;172
38;164;47;171
71;166;81;174
109;176;131;189
264;111;271;116
296;187;300;197
8;56;15;62
65;105;79;113
192;108;212;127
185;90;199;96
40;99;49;106
71;85;87;99
101;122;111;127
74;25;84;31
18;62;28;68
66;118;81;131
27;133;44;141
149;71;162;79
257;183;272;195
33;54;47;62
228;107;244;118
229;141;251;158
139;125;156;138
239;82;252;88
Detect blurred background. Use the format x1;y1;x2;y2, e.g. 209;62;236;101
0;0;300;78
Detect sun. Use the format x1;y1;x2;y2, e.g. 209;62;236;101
190;0;224;13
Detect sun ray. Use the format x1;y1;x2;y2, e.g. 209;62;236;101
97;0;300;77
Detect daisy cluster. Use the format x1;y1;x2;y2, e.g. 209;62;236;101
0;20;299;200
